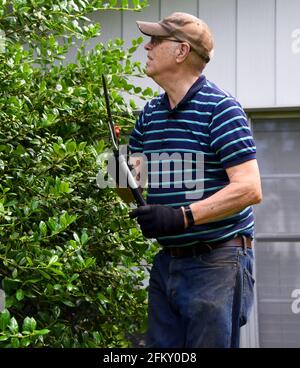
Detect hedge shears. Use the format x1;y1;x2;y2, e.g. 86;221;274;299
101;74;146;207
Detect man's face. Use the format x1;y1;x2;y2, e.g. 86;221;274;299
144;36;180;79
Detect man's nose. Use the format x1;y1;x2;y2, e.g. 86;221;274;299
144;41;152;51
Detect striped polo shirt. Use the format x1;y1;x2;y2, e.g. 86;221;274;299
129;75;256;247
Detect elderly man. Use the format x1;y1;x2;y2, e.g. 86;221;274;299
128;12;262;348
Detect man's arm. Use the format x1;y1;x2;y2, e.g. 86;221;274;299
130;159;262;238
185;159;262;227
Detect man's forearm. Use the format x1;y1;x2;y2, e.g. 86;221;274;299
186;181;262;227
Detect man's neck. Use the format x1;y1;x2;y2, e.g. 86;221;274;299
154;72;201;109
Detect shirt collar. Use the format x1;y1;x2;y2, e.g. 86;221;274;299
159;74;207;111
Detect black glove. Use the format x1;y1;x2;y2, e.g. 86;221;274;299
129;205;185;238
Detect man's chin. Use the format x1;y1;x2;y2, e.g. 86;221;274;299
145;67;154;78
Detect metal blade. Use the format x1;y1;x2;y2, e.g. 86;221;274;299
102;74;119;151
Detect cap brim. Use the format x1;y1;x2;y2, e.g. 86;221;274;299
136;21;169;37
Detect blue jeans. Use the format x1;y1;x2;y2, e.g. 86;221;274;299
146;246;255;348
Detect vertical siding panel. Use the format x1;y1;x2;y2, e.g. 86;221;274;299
90;11;122;45
237;0;275;108
64;11;122;63
198;0;237;97
122;0;160;108
276;0;300;106
160;0;197;17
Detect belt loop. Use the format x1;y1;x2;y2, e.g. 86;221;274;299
242;235;247;255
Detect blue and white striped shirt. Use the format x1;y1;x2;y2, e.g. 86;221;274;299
129;75;256;246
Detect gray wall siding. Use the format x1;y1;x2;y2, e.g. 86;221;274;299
199;0;237;97
123;0;160;106
73;0;300;108
83;11;122;54
277;0;300;106
237;0;276;108
161;0;198;16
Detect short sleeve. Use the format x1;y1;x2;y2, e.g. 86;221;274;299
209;97;256;168
128;105;147;154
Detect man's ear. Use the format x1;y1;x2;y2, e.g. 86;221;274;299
176;43;191;62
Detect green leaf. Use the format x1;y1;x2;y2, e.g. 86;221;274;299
48;218;59;233
8;317;19;334
10;337;20;348
92;331;101;345
66;140;76;154
39;270;51;280
62;300;75;307
130;99;137;109
34;329;50;336
134;87;142;94
132;0;140;8
84;258;95;268
142;87;153;96
39;221;47;236
39;80;47;94
20;338;31;347
22;317;37;332
80;232;88;245
0;310;10;331
16;289;24;301
70;273;80;282
12;268;18;279
48;267;65;276
95;140;106;154
48;255;59;266
73;232;80;243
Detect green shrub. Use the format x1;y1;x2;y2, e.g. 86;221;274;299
0;0;155;347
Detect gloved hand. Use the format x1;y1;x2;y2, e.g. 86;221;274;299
129;205;185;238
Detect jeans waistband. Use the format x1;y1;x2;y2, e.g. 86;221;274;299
164;235;252;258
